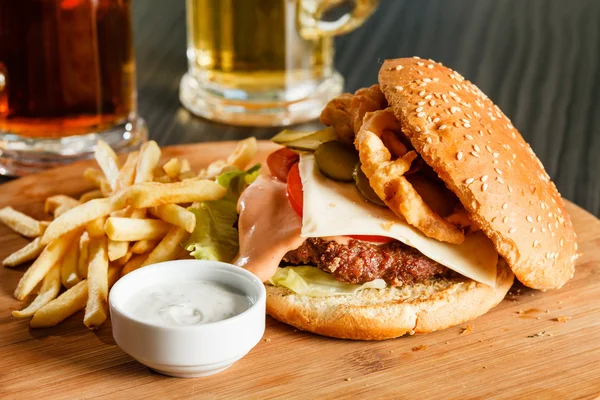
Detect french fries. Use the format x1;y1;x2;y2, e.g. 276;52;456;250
14;230;78;300
104;218;171;241
134;140;161;183
0;207;48;238
30;280;88;328
2;237;45;267
84;237;109;329
13;264;61;318
1;137;258;329
41;197;116;245
95;140;121;190
149;204;196;233
116;179;226;209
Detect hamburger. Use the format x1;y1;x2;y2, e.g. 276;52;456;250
233;57;578;340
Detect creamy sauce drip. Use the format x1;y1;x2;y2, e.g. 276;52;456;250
234;176;305;282
124;281;251;326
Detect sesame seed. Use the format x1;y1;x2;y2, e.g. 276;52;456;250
395;65;404;71
533;240;539;248
427;64;434;69
465;178;474;184
415;127;422;132
439;124;447;130
537;215;542;222
495;168;503;175
429;100;436;106
471;151;480;158
493;152;499;158
473;144;480;152
451;106;461;114
433;117;440;123
526;216;533;222
531;227;536;233
560;239;564;247
482;183;488;191
502;203;508;210
433;77;439;82
509;228;517;234
417;61;424;66
416;106;423;112
417;112;426;118
465;134;474;140
503;216;509;223
497;176;504;184
419;82;427;87
423;78;432;83
452;84;461;91
481;175;488;182
541;227;546;233
418;91;426;97
508;185;513;193
449;91;458;98
485;145;492;153
493;160;499;164
418;101;426;106
456;152;464;160
424;94;433;100
395;86;403;91
426;137;432;144
427;116;433;124
418;71;424;75
464;123;471;128
461;118;470;124
413;56;420;59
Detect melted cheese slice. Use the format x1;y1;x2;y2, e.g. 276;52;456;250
299;153;498;287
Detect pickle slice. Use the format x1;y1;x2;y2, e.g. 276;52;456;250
271;127;337;151
353;163;385;206
314;141;359;182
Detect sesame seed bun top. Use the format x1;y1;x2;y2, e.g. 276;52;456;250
378;57;578;290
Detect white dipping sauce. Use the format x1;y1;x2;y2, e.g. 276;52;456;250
125;281;252;327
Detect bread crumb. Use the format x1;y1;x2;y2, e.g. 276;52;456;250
516;310;524;315
460;325;474;336
345;378;352;382
445;341;450;344
555;316;571;323
482;366;487;369
264;338;271;342
389;350;394;353
412;345;427;352
545;310;550;313
527;331;552;338
380;221;394;231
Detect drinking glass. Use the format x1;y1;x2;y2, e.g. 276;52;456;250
179;0;379;127
0;0;147;176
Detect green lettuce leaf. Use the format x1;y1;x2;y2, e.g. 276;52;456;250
184;164;260;262
269;266;386;297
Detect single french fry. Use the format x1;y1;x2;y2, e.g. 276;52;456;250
108;239;129;261
134;140;161;183
104;218;171;241
86;216;107;238
14;230;77;300
30;280;88;328
0;207;47;238
116;180;226;209
79;190;104;203
130;239;158;254
112;250;133;267
227;137;257;169
197;160;238;180
44;195;80;215
149;204;196;233
78;231;90;279
83;168;107;188
180;158;191;173
95;140;120;190
115;151;139;190
162;158;181;178
61;235;81;288
2;237;45;267
84;237;109;329
121;253;149;276
13;264;61;318
141;227;189;269
41;197;117;245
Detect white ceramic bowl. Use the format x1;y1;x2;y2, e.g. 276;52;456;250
109;260;266;378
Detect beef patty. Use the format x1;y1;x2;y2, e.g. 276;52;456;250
282;238;449;286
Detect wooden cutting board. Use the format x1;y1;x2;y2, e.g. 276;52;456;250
1;141;599;399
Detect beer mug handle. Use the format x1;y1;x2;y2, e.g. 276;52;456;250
297;0;378;39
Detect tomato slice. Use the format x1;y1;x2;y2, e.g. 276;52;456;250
348;234;393;243
287;162;393;243
267;148;299;182
286;162;304;217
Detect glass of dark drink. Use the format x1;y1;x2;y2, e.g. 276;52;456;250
0;0;147;176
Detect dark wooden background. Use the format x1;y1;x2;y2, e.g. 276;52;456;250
4;0;600;217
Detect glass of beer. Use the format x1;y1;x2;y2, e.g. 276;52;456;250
0;0;147;176
180;0;379;127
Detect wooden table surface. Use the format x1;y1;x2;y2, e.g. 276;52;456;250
1;0;599;218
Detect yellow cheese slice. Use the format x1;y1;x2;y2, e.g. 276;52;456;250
299;153;498;287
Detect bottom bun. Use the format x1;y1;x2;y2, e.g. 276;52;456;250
266;260;514;340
